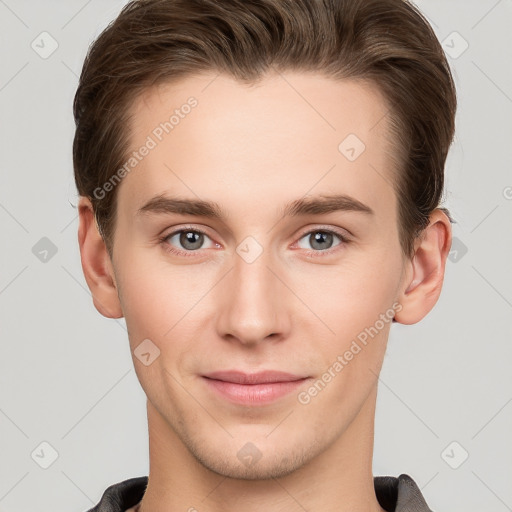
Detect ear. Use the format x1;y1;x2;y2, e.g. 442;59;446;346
77;196;123;319
394;209;452;325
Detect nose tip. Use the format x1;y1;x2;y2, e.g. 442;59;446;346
221;301;284;346
214;257;291;346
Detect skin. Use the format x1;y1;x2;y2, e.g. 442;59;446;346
78;71;451;512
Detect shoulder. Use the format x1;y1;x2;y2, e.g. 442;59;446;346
85;476;148;512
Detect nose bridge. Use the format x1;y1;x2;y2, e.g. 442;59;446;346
215;243;290;344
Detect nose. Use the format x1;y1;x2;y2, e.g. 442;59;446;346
214;247;292;346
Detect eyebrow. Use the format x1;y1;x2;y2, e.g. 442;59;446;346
136;193;374;220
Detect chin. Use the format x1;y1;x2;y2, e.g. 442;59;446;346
186;435;315;481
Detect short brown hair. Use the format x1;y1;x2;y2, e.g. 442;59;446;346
73;0;456;259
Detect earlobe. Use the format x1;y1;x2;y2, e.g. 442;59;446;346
394;209;452;325
77;196;124;319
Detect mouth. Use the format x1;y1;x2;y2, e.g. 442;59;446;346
201;370;310;405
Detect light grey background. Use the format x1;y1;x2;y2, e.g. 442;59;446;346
0;1;511;511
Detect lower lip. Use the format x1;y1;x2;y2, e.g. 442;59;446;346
202;377;309;405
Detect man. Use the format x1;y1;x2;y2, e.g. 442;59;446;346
74;0;456;510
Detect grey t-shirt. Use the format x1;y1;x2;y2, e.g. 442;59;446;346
86;473;434;511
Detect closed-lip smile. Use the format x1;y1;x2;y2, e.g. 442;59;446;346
201;370;310;405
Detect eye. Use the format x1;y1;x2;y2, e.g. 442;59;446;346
295;228;348;253
158;226;350;259
159;227;218;256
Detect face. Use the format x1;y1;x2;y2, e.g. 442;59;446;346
110;72;408;479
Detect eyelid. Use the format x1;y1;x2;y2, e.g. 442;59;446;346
159;224;217;243
295;225;351;242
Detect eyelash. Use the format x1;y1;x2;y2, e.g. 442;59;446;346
157;225;350;258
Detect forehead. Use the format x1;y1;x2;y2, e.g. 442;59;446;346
119;71;397;225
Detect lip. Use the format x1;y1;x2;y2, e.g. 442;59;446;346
201;370;310;406
203;370;306;384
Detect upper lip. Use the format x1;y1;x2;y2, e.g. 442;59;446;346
202;370;307;385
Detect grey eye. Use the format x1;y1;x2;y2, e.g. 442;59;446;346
297;231;342;251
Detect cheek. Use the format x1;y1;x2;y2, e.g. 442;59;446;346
116;252;215;356
298;264;397;414
116;259;196;396
293;251;402;343
115;254;179;344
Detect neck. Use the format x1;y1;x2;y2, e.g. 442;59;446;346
139;385;385;512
